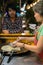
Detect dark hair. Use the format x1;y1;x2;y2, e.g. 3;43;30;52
33;0;43;16
6;3;20;17
6;3;17;12
6;3;18;17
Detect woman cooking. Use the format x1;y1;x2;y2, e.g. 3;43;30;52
11;0;43;63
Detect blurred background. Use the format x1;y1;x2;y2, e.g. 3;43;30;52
0;0;39;34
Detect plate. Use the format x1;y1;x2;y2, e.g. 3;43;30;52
1;45;28;54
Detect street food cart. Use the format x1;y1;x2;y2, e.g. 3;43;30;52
0;33;42;65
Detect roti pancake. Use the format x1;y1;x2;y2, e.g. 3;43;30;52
1;45;14;52
1;45;21;52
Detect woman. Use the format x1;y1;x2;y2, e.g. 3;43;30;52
12;0;43;62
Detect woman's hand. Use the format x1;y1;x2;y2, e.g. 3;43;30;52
11;42;24;48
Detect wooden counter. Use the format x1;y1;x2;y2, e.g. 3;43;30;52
0;33;34;37
0;33;35;44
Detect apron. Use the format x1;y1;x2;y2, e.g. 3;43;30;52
34;32;43;63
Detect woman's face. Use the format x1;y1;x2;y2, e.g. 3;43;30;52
8;8;16;18
34;12;43;22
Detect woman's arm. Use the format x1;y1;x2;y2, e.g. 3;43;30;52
18;37;35;42
24;36;43;53
24;37;35;42
13;36;43;54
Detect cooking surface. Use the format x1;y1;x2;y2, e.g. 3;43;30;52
1;52;43;65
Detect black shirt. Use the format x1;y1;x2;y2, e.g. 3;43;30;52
2;16;24;34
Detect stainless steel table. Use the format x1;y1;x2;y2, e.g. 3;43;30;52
1;52;43;65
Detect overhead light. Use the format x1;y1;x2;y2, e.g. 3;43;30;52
26;0;40;10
